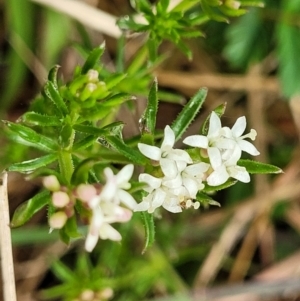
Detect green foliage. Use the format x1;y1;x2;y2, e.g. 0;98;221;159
11;190;51;227
238;159;283;174
224;0;300;97
172;88;207;141
276;0;300;97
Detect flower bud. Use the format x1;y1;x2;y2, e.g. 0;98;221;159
52;191;70;208
87;69;99;82
49;211;67;229
77;184;97;203
79;83;97;101
225;0;241;9
43;175;60;191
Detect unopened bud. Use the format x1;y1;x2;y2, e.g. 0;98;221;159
49;211;67;229
52;191;70;208
80;83;97;101
97;287;114;299
225;0;241;9
77;184;97;202
87;69;99;82
43;175;60;191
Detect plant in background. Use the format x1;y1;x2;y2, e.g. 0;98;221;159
1;0;285;300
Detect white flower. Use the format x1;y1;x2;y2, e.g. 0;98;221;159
83;164;137;252
85;197;133;252
207;160;250;186
181;162;210;198
221;116;260;163
184;112;259;166
100;164;137;209
138;125;192;178
135;173;182;213
183;112;234;164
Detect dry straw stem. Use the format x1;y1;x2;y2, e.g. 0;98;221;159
30;0;122;38
157;71;280;93
0;172;17;301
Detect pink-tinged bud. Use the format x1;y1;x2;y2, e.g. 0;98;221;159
97;288;114;299
80;289;95;301
49;211;67;229
52;191;70;208
77;184;97;202
43;175;60;191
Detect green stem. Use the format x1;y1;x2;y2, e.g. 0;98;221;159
58;150;74;183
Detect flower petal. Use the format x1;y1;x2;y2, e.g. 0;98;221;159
169;149;193;164
138;143;161;160
116;164;134;187
183;135;208;148
163;174;182;188
117;189;137;209
99;223;122;241
139;173;162;190
228;165;250;183
134;199;150;212
208;112;222;138
208;147;222;169
160;158;178;178
182;177;198;198
231;116;246;137
238;140;260;156
161;125;175;150
85;232;99;252
184;162;210;176
151;189;166;210
207;165;229;186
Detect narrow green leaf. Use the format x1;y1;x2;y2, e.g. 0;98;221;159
44;81;68;116
105;73;127;89
238;159;283;174
71;158;96;185
72;135;96;151
105;135;148;165
48;65;60;88
102;93;135;107
140;211;155;254
21;112;61;126
171;88;207;141
11;190;50;227
140;78;158;144
81;104;111;121
64;215;82;238
81;44;105;74
196;191;221;208
3;121;58;152
8;154;57;172
51;260;77;282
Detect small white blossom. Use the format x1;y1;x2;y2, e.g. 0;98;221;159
84;164;137;252
221;116;260;163
183;112;260;164
100;164;137;209
184;112;260;186
207;148;250;186
181;162;210;198
138;125;192;178
135;173;182;213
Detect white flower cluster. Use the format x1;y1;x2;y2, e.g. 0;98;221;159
77;164;137;252
135;112;259;214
